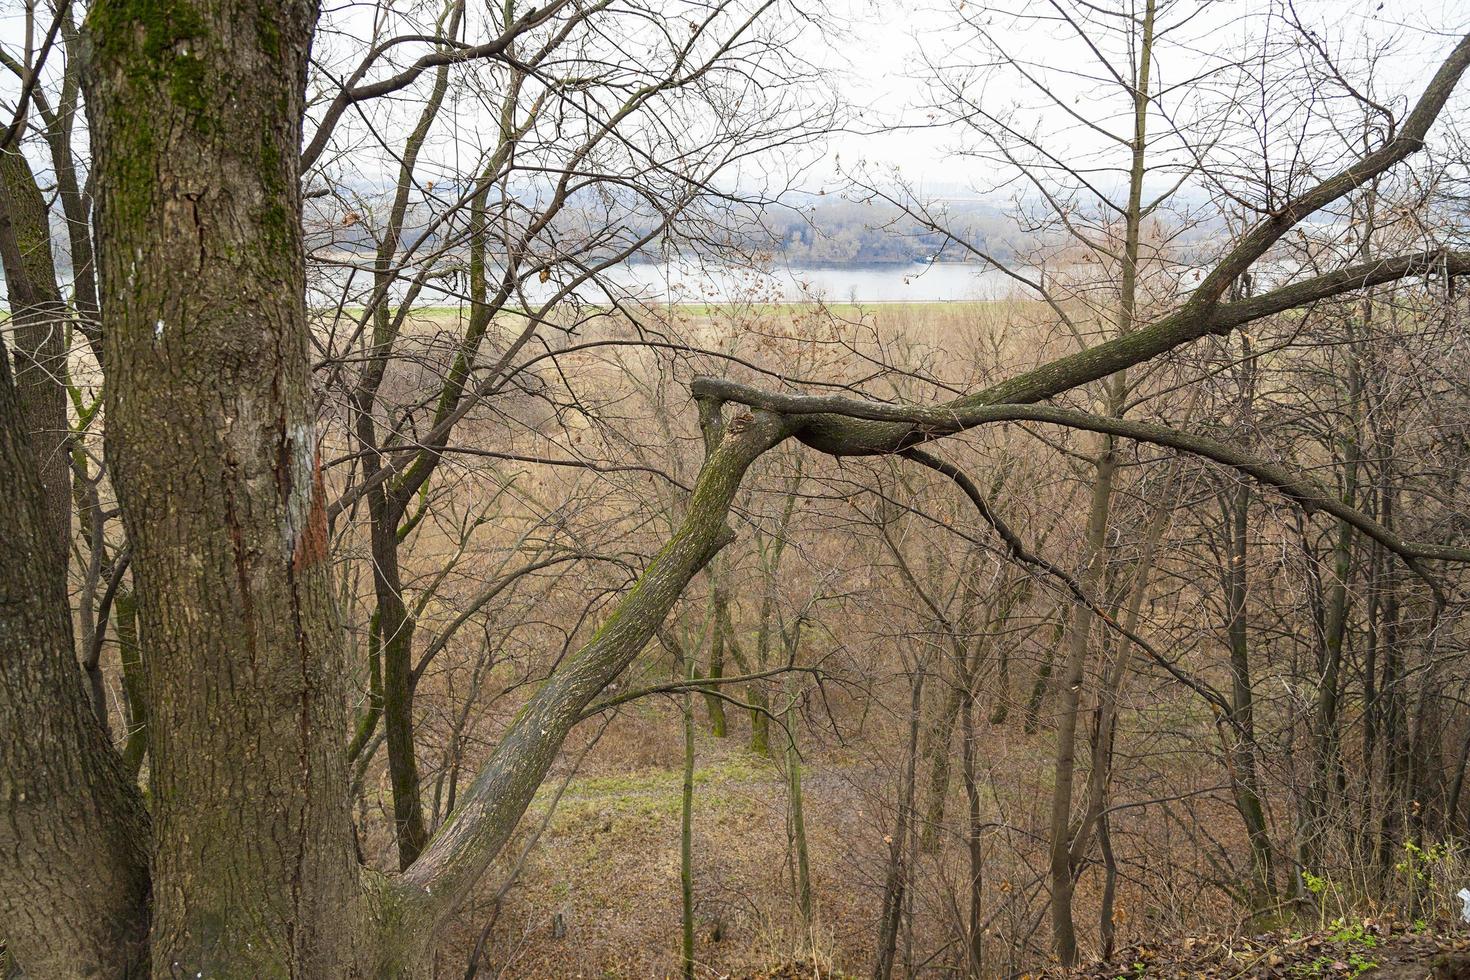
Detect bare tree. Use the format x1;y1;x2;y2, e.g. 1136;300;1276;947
5;0;1470;975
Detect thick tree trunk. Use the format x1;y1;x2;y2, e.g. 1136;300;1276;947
54;10;794;942
0;355;151;976
82;0;368;972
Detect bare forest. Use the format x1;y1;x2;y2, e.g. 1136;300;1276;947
5;1;1470;978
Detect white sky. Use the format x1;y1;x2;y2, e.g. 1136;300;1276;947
2;0;1468;189
811;0;1470;184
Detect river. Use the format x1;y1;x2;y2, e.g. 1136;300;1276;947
304;258;1045;309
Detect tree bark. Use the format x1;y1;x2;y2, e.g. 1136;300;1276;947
0;350;151;976
0;149;72;563
1223;482;1276;909
874;664;925;980
1048;434;1117;966
82;0;369;971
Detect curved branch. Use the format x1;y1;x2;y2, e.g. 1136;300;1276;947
762;248;1470;458
695;380;1470;581
394;406;793;925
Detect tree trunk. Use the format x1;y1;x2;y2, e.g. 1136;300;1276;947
1048;3;1153;958
919;679;963;852
960;644;984;976
785;696;814;926
118;589;150;775
0;334;151;979
706;613;728;737
374;510;431;869
681;650;697;980
1223;482;1276;909
1049;435;1117;966
0;149;72;562
1306;433;1358;867
1218;333;1275;911
357;23;459;869
874;665;925;980
82;0;370;970
1023;615;1065;735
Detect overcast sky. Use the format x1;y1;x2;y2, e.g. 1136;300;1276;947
813;0;1470;186
2;0;1468;191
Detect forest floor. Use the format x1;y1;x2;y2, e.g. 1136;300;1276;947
433;717;886;978
1044;923;1470;980
721;928;1470;980
413;705;1467;979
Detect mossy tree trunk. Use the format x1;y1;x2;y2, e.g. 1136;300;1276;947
83;0;373;971
75;0;793;966
0;93;152;978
